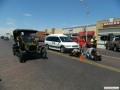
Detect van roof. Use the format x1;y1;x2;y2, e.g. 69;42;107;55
48;34;67;37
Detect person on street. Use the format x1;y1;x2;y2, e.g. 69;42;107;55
85;47;101;61
90;36;97;48
79;36;86;55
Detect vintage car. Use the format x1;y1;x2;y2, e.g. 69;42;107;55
4;37;9;40
12;29;47;63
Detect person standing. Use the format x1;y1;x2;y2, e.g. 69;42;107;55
79;36;86;55
90;36;97;48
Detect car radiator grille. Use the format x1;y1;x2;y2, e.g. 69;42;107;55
72;45;78;47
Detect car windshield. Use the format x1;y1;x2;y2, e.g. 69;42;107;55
60;36;72;42
22;35;35;41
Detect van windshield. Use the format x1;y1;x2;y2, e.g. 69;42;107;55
60;36;72;42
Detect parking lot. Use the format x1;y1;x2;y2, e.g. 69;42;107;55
0;39;120;90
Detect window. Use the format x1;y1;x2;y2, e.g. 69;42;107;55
60;36;72;42
53;37;60;42
46;37;54;41
115;37;120;41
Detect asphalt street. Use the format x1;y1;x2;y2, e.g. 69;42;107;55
0;39;120;90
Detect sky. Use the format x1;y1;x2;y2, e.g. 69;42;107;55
0;0;120;35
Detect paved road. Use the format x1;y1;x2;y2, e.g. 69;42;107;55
0;39;120;90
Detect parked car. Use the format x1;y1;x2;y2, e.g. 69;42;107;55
1;36;4;39
44;34;79;53
4;37;9;40
106;37;120;52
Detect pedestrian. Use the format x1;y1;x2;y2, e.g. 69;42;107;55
90;36;97;48
79;36;86;55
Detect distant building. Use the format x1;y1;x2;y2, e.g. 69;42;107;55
37;31;46;39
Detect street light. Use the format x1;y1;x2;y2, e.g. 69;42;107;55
80;0;90;42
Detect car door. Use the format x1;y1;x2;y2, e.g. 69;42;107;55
52;37;61;50
45;36;54;48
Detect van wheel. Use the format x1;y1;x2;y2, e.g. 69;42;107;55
60;46;65;53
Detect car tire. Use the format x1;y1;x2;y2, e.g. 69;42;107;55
114;46;119;52
60;46;65;53
106;45;109;50
19;50;26;63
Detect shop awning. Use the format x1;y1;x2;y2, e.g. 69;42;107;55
77;31;85;36
85;31;95;36
78;31;95;36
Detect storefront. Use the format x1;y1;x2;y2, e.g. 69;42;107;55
96;18;120;45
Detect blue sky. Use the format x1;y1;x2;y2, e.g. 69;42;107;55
0;0;120;35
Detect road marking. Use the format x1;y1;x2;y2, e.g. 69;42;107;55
102;55;120;60
48;50;120;73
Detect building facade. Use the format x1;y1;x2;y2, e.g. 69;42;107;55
96;18;120;44
44;18;120;45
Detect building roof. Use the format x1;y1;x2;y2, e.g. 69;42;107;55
62;24;96;29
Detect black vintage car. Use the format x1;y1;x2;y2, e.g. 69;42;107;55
13;29;47;63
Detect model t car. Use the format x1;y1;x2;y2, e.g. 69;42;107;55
13;29;47;63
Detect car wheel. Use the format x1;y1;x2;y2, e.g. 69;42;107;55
60;46;65;53
106;45;109;50
19;50;26;63
114;46;119;52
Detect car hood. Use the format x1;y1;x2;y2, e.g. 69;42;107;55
61;42;78;45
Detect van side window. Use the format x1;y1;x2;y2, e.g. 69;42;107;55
46;37;54;41
54;37;60;42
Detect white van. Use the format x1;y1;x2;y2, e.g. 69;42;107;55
44;34;79;53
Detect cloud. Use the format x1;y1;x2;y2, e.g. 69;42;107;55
23;13;32;17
